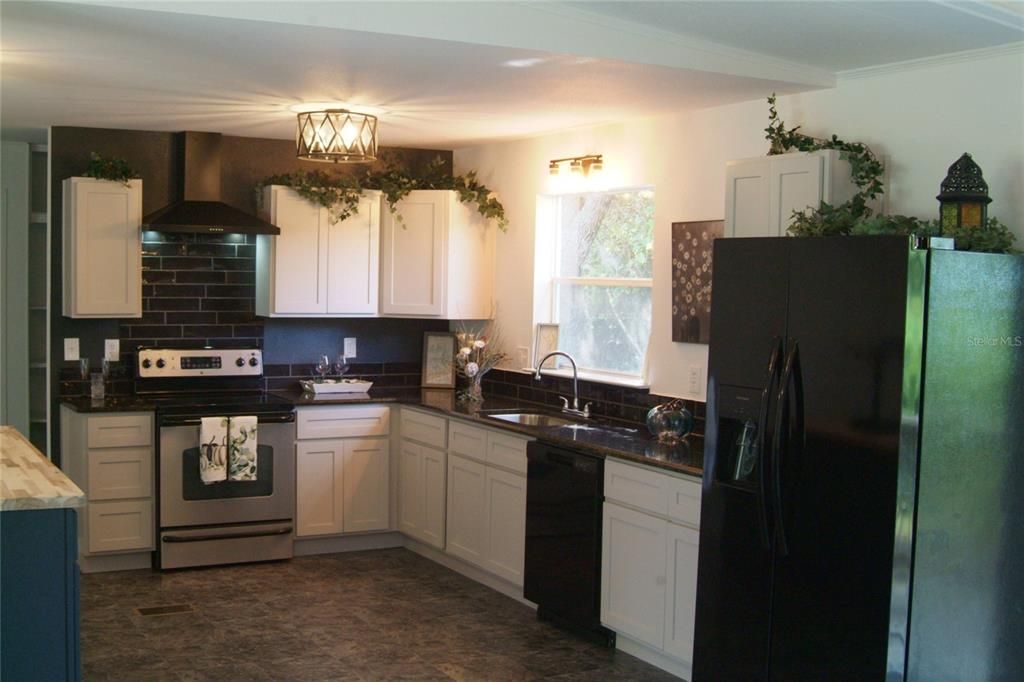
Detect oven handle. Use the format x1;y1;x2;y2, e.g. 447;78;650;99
162;526;293;543
159;412;295;427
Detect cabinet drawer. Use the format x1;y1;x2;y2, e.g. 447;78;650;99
605;460;669;517
400;409;447;449
667;476;702;529
297;405;389;440
486;432;528;475
87;500;153;554
87;414;151;448
87;447;152;500
448;421;487;461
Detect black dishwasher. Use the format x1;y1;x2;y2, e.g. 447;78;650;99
524;441;614;646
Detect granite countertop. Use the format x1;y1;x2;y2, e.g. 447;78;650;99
61;389;703;477
0;426;86;511
277;388;704;478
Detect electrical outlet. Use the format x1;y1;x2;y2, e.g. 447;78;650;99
104;339;120;361
688;365;704;395
516;346;530;368
344;337;357;359
64;338;80;362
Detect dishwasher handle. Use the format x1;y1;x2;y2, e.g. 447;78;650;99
528;442;603;477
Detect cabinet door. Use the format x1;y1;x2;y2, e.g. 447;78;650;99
769;153;823;236
295;440;344;536
63;178;142;317
380;191;446;316
397;440;423;538
601;503;667;650
724;159;771;239
342;438;389;533
484;467;526;586
327;194;380;315
664;523;700;668
445;454;487;567
270;187;328;314
421;446;447;549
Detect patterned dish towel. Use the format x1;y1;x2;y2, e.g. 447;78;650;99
199;417;228;484
228;415;258;481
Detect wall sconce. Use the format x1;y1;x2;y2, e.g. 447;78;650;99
549;154;603;176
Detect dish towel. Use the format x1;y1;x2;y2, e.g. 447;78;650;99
199;417;228;485
228;415;258;481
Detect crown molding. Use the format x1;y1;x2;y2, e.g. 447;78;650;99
837;41;1024;81
936;0;1024;31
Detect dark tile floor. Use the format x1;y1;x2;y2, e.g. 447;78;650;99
81;549;679;681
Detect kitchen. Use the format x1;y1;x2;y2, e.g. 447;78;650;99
0;1;1019;679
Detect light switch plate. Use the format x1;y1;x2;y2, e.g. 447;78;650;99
104;339;120;361
516;346;530;368
687;365;704;395
344;337;357;358
64;338;80;361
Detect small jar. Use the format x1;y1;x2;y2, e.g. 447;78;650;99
646;400;694;443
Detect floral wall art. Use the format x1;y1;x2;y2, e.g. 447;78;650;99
671;220;723;344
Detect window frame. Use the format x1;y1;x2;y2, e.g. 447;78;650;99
543;186;655;381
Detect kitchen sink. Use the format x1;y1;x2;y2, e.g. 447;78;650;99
484;412;581;428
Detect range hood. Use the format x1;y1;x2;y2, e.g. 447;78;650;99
142;132;281;235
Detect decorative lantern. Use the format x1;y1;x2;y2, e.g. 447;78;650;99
937;153;991;230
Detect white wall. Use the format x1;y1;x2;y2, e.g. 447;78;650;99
454;49;1024;401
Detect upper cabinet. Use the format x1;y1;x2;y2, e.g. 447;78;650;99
380;190;496;319
62;177;143;318
724;150;858;239
256;186;380;317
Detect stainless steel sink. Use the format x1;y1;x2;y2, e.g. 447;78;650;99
484;412;580;427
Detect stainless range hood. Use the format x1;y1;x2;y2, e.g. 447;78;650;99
142;132;281;235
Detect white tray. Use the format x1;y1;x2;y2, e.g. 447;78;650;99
299;379;373;394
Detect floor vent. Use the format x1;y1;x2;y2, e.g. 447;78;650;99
135;604;194;617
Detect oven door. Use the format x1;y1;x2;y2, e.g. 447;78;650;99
159;416;295;528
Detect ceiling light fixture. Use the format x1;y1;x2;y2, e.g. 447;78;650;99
296;109;378;163
548;154;603;177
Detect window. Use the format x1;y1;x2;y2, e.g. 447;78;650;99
543;188;654;379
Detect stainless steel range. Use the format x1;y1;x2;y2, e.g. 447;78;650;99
138;347;295;570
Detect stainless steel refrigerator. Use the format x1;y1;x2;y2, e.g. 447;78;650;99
693;236;1023;681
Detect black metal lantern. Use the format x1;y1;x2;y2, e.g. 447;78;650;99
937;153;991;230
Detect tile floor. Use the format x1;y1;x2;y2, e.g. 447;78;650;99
81;549;679;681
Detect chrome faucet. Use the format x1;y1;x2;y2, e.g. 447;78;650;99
534;351;591;419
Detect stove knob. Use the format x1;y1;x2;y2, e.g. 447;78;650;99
248;357;259;367
141;359;152;369
236;357;246;367
155;359;166;369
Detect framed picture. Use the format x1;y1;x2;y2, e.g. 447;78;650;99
421;332;457;388
671;219;724;344
534;323;560;370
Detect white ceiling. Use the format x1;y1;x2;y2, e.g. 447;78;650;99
1;1;1021;147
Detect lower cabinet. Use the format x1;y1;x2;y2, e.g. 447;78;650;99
444;421;528;587
397;438;447;549
601;459;701;677
295;406;390;538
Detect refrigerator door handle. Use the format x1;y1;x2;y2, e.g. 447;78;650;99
757;337;783;549
772;340;801;557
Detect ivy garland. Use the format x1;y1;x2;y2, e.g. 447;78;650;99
257;155;508;231
765;95;1016;253
83;152;139;186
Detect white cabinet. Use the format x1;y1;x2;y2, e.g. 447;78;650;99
724;149;857;238
380;190;495;319
60;407;154;562
294;406;389;538
62;177;142;318
256;186;380;317
444;419;529;586
397;438;447;549
445;454;487;565
601;459;702;677
602;503;668;649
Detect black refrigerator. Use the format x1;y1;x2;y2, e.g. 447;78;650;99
693;236;1024;681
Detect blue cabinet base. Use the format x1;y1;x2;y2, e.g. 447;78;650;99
1;507;81;681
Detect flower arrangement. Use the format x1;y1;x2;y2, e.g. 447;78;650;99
454;320;507;402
